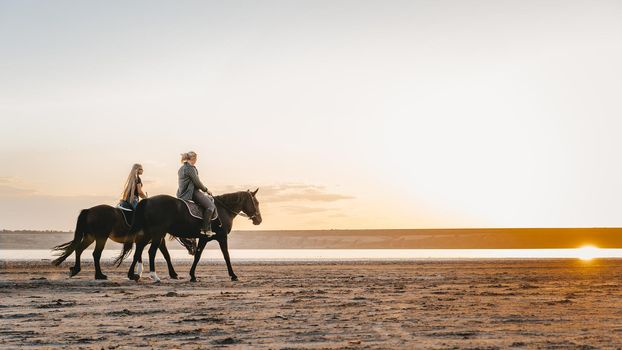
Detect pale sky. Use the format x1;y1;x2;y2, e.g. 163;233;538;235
1;0;622;230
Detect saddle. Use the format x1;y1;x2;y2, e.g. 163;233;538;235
180;199;205;220
116;201;134;226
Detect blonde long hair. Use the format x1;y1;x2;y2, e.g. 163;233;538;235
180;151;197;163
120;163;142;203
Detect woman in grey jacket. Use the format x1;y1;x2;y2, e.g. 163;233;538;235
177;151;217;234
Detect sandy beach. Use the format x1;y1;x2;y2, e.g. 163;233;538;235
1;259;621;349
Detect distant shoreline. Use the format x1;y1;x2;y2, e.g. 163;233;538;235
2;228;622;250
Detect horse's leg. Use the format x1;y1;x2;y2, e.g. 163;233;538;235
218;237;238;281
189;236;209;282
70;235;94;277
136;255;143;278
159;239;179;279
148;236;163;283
128;240;147;282
93;237;108;280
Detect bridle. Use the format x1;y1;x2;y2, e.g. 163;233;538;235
214;191;260;221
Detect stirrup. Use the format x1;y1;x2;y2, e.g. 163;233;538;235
200;229;215;238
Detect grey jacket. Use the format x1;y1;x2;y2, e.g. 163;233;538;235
177;162;208;200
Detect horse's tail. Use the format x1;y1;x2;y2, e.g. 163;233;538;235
113;241;133;267
113;199;147;267
52;209;89;266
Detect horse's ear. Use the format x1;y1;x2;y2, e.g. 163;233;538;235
252;188;259;196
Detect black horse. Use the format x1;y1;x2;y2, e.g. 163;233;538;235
52;204;195;280
115;189;262;282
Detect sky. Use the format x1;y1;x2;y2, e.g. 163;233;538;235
1;0;622;231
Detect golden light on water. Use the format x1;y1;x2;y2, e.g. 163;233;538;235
576;245;599;261
4;248;622;261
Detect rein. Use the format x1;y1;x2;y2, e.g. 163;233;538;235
213;192;259;220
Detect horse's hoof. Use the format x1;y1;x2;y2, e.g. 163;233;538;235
170;275;179;280
69;267;80;277
149;272;161;283
128;274;140;282
231;275;238;282
190;276;197;283
95;274;108;280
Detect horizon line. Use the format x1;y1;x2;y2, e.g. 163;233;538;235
3;227;622;233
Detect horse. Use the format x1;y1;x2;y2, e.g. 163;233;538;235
52;204;196;280
114;189;261;282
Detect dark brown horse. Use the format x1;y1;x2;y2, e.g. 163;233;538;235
52;204;195;280
115;189;261;282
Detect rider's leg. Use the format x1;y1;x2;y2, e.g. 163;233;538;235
192;191;216;233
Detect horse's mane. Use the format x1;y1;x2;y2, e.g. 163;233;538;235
214;191;246;209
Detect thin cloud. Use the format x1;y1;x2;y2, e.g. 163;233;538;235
327;212;348;218
222;183;354;203
0;185;36;196
0;177;37;196
0;194;118;230
281;206;334;215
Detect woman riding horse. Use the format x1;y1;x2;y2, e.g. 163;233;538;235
177;151;218;234
52;163;195;279
119;163;147;209
116;189;262;282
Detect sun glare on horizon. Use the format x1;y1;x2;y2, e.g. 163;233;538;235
576;245;600;261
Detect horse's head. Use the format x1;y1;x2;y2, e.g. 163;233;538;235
243;188;262;225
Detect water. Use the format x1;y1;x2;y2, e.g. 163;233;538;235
2;248;622;261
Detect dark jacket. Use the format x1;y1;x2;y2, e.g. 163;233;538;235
177;162;208;200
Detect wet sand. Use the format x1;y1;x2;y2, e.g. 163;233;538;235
1;259;621;349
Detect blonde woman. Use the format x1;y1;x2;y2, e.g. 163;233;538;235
120;163;147;209
177;151;217;234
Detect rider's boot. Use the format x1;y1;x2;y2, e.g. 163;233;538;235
200;209;215;237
